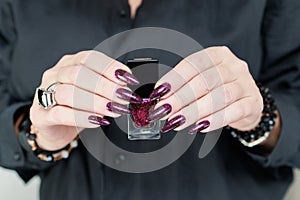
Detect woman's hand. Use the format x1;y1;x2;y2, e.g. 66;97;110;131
30;50;140;151
149;46;263;134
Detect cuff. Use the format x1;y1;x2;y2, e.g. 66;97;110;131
0;102;52;171
247;92;300;168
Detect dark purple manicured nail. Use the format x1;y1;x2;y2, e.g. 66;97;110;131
161;115;186;133
188;120;210;135
106;102;131;115
88;115;110;126
115;69;140;85
149;83;171;101
147;104;172;122
115;88;142;103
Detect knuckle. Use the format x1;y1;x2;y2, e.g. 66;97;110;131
41;69;53;85
206;46;221;52
202;69;222;91
68;66;81;83
41;73;48;85
218;65;231;82
220;46;231;53
209;46;231;55
237;60;249;74
79;50;104;65
56;54;75;67
90;50;104;57
200;75;211;94
60;54;72;62
57;65;81;83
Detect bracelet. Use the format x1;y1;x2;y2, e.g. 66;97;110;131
18;117;78;162
225;83;277;147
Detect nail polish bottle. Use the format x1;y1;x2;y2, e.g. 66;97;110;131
126;58;161;140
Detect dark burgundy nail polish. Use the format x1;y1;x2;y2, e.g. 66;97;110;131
188;120;210;135
106;102;131;114
149;83;171;101
115;69;140;85
147;104;172;122
161;115;186;133
88;115;110;126
116;88;142;103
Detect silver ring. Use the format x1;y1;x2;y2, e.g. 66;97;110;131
37;82;62;110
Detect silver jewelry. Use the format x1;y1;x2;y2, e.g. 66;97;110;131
37;82;61;110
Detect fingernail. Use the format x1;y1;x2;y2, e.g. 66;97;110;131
188;120;210;135
161;115;186;133
147;104;172;122
88;115;110;126
150;83;171;101
115;69;140;85
106;102;131;115
116;88;142;103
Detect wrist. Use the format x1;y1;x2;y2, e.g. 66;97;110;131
251;110;281;156
227;83;278;148
18;119;78;162
34;127;76;151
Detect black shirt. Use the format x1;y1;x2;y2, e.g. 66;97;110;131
0;0;300;200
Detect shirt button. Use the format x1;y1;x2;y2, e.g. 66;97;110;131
13;152;21;161
119;10;127;18
114;154;126;165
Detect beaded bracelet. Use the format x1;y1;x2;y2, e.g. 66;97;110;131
225;83;277;147
27;125;78;162
18;117;78;162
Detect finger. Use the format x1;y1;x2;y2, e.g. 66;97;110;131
59;51;138;86
54;84;123;118
31;101;110;128
156;71;239;121
50;107;110;128
151;64;225;112
153;47;228;99
55;65;130;104
189;97;254;133
169;81;245;131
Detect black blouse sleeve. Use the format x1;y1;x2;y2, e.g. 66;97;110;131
0;1;52;182
251;0;300;168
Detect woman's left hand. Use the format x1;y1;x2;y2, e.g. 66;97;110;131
149;46;264;134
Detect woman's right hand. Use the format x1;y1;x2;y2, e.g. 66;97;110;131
30;50;140;151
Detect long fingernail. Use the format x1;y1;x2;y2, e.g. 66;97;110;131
116;88;142;103
147;104;172;122
115;69;140;85
150;83;171;101
106;102;131;115
188;120;210;135
161;115;186;133
88;115;110;126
